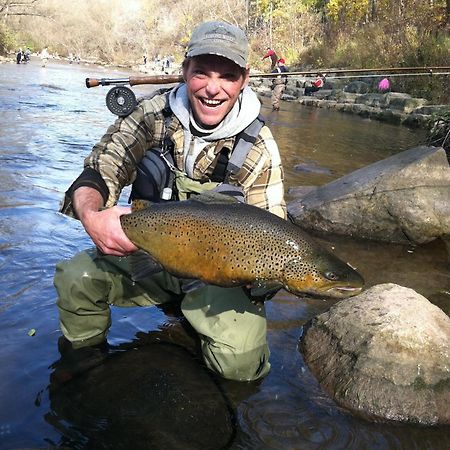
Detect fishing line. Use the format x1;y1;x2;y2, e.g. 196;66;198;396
303;72;450;80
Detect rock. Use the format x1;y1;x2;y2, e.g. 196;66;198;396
299;283;450;425
288;146;450;244
377;108;403;124
310;89;333;100
293;162;333;175
332;90;359;103
402;113;430;128
414;105;449;115
287;186;316;198
282;93;297;101
344;81;370;94
358;93;389;108
385;92;428;113
249;77;446;129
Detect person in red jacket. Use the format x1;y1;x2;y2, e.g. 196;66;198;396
262;47;278;71
304;72;325;96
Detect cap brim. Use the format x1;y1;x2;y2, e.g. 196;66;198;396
186;46;247;69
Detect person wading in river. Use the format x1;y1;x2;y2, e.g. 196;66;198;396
271;58;289;111
54;20;286;382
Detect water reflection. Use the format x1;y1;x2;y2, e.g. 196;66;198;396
47;337;236;450
264;101;428;191
0;59;448;449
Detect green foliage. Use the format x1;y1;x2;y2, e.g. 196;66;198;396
0;24;17;54
1;0;448;105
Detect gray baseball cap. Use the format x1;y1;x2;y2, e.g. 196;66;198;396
186;21;248;68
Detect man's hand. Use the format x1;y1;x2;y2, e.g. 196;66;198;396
73;186;138;256
82;206;138;256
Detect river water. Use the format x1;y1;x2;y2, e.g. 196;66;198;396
0;59;448;450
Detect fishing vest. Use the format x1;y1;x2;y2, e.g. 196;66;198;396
130;91;265;203
272;66;288;86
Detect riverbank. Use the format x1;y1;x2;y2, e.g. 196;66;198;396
4;53;448;136
251;76;450;130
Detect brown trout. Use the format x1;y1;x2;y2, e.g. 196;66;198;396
120;193;364;299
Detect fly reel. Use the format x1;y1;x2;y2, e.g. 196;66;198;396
105;85;137;117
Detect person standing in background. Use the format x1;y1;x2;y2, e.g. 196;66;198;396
262;47;278;71
40;47;49;67
271;58;289;111
16;48;23;64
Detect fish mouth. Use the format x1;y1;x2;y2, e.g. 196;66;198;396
324;285;364;298
290;285;363;300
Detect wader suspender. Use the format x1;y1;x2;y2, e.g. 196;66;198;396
210;114;265;183
223;114;265;182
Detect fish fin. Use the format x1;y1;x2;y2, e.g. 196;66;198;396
129;250;163;281
250;281;283;299
190;191;240;205
131;199;153;213
180;278;207;293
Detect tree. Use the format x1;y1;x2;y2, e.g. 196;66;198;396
0;0;48;20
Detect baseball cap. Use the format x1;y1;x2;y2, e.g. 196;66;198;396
278;58;285;64
186;21;248;68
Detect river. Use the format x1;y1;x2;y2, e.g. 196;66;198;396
0;58;448;450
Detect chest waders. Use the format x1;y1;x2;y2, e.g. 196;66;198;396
129;95;265;202
54;92;272;380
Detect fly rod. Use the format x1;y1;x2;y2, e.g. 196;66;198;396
85;66;450;89
87;66;450;117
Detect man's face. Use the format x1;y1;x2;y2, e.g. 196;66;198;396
183;54;250;128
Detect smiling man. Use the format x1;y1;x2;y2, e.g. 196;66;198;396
55;21;286;382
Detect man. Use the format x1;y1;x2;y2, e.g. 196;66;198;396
16;48;23;64
40;47;49;67
262;47;278;71
54;21;286;382
24;48;31;62
304;72;325;96
271;58;289;111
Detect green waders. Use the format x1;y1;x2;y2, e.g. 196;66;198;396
55;169;272;381
55;249;270;381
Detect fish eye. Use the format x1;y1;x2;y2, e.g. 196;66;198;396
324;271;339;281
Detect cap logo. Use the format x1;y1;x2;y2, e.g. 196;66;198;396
204;26;236;44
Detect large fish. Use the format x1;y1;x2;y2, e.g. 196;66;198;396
120;193;364;299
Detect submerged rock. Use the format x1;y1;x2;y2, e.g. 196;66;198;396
300;283;450;425
293;162;333;175
288;146;450;244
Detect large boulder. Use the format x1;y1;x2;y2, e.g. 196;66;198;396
288;146;450;244
300;283;450;425
385;92;428;113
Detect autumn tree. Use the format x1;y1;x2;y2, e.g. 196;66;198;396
1;0;448;70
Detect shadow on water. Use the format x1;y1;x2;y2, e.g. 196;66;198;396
47;338;236;449
0;59;448;449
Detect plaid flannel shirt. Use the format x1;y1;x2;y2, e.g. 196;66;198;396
60;88;286;219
